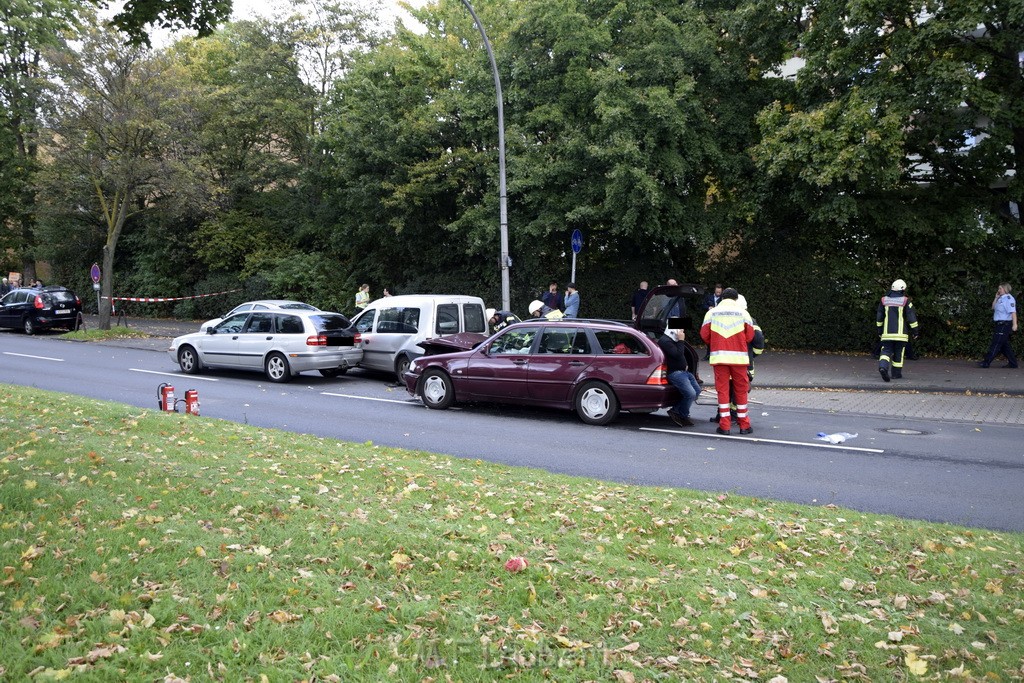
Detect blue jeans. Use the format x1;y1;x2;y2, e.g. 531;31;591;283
667;370;701;417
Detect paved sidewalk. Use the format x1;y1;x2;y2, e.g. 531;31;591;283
81;315;1024;426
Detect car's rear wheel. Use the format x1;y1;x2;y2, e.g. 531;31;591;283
265;352;292;383
394;354;412;382
420;369;454;409
178;345;202;374
23;316;35;335
319;367;348;378
574;381;619;425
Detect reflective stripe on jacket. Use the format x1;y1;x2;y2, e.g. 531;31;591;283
701;300;755;365
876;294;919;341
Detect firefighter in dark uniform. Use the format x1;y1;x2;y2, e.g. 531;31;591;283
486;308;520;334
876;279;919;382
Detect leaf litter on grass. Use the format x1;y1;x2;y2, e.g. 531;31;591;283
1;384;1022;681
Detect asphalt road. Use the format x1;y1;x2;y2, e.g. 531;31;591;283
2;331;1023;532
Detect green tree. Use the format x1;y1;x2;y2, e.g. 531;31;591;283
100;0;232;46
0;0;81;280
42;23;202;328
748;0;1024;352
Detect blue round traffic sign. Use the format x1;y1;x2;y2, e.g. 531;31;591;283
90;263;101;284
571;229;583;254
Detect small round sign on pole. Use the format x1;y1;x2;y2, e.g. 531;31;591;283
569;229;583;284
571;229;583;254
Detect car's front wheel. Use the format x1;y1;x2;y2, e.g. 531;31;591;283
420;369;454;410
265;352;292;383
574;381;619;425
178;345;202;374
23;316;35;335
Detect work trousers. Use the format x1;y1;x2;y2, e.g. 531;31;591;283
713;364;750;431
982;321;1018;367
879;339;907;377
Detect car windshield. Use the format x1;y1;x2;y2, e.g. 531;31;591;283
312;314;351;332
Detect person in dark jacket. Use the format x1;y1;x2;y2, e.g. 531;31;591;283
876;279;919;381
541;281;563;312
486;308;520;334
658;326;701;427
629;281;649;320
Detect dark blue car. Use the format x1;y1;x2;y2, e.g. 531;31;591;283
0;286;83;334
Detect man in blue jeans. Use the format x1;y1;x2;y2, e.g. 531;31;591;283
658;326;701;427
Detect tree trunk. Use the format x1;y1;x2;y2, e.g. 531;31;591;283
97;188;131;330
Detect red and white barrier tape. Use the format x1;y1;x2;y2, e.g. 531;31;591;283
102;288;242;303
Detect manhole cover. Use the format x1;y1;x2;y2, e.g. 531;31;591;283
884;428;925;435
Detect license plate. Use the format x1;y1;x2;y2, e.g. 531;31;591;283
55;309;70;315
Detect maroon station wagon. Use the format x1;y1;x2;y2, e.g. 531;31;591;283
404;317;686;426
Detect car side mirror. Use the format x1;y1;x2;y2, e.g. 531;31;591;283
206;327;217;335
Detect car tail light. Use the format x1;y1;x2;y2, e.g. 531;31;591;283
306;335;327;346
33;295;44;309
353;332;362;344
75;296;81;306
646;364;668;385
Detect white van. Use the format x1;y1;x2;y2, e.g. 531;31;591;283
349;294;488;379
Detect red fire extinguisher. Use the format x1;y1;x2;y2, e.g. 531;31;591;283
185;389;200;416
157;383;176;412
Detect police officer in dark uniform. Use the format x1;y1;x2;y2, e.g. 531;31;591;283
977;283;1018;368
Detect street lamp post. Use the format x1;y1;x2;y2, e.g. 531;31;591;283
459;0;510;311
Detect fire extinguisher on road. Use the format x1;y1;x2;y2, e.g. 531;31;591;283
185;389;200;416
157;383;176;412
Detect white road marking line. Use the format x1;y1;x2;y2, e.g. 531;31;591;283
640;427;884;453
321;391;417;405
3;352;64;362
130;369;219;382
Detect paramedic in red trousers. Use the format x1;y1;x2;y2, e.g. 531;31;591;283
700;288;755;435
876;278;919;382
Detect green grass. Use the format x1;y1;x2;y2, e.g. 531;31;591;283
60;326;151;341
1;384;1021;681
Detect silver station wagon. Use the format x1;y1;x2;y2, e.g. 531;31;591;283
169;309;361;382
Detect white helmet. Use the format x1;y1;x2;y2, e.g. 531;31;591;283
528;300;544;315
736;294;748;311
891;279;907;292
486;308;496;321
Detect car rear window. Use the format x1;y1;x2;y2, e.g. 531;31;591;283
594;330;649;355
311;314;351;332
48;291;76;303
436;304;459;334
463;305;486;333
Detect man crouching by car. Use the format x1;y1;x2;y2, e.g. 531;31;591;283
658;325;701;427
